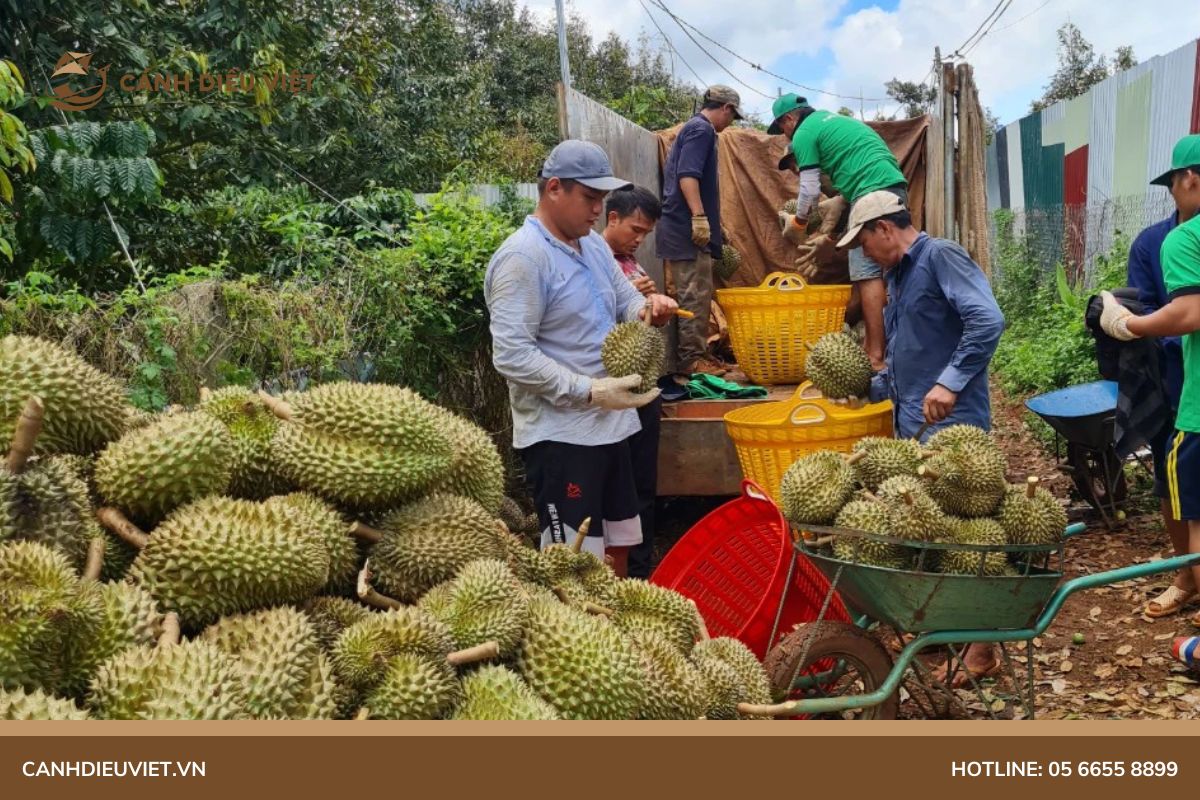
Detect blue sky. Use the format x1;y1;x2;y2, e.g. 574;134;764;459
522;0;1200;128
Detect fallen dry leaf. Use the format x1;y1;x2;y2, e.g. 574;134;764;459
1060;660;1074;673
1116;644;1133;656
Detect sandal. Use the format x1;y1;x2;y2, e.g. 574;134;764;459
1145;585;1197;618
930;652;1002;688
1191;610;1200;627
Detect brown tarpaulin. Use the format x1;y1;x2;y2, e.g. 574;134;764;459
656;116;929;288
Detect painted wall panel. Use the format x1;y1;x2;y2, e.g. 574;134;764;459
1041;103;1066;147
1063;93;1093;153
986;136;1000;211
1063;146;1089;206
1005;121;1024;210
1112;73;1153;199
1147;42;1197;185
1020;113;1043;210
996;125;1010;209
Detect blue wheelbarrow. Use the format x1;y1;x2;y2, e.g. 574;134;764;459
1025;380;1131;526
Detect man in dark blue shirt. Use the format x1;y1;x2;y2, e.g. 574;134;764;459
657;85;741;376
1128;212;1192;618
845;193;1005;440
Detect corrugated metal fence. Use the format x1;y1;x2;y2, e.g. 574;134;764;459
985;38;1200;276
413;183;539;207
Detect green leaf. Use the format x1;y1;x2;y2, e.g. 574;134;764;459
1055;263;1076;309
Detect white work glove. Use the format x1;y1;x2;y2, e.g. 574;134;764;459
794;233;834;278
1099;290;1139;341
778;211;809;247
589;375;661;410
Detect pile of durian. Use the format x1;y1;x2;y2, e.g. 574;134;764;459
0;335;772;720
779;424;1068;574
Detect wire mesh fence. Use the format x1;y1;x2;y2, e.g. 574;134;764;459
988;194;1176;283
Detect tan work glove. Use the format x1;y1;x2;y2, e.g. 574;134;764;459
1099;290;1139;341
589;374;661;410
691;215;711;248
778;211;809;247
794;233;835;278
816;195;848;236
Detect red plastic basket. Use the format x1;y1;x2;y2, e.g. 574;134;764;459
650;480;849;658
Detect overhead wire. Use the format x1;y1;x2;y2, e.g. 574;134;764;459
637;0;706;87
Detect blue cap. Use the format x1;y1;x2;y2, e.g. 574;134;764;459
540;140;632;191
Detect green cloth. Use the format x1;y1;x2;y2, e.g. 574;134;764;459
1160;213;1200;433
686;373;767;400
790;110;906;203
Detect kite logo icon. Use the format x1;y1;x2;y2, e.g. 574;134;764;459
50;51;110;111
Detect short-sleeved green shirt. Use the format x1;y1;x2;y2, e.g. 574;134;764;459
790;110;906;203
1160;214;1200;433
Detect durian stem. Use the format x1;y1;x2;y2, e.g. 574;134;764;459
6;395;44;475
803;342;815;352
844;449;867;466
860;489;882;504
446;641;501;666
81;537;105;582
690;599;711;640
256;390;294;421
582;602;615;617
158;613;181;647
95;507;149;550
199;386;212;401
920;450;938;460
1025;476;1039;499
899;488;915;507
570;517;592;553
354;707;370;721
356;561;404;610
917;464;940;481
348;521;384;543
735;700;798;718
551;586;571;604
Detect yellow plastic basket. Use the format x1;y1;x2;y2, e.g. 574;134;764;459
715;272;851;385
722;382;894;502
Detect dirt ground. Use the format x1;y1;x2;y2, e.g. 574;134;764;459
650;382;1200;720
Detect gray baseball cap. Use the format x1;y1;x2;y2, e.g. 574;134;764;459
539;140;632;191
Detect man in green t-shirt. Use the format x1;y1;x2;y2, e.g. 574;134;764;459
769;94;907;369
1101;133;1200;625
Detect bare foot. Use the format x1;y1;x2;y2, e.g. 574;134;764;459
930;643;1000;688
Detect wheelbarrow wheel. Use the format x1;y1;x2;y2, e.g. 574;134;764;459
764;621;898;720
1067;443;1127;509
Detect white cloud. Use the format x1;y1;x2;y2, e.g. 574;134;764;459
518;0;1200;126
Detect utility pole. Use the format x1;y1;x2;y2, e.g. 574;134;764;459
555;0;572;91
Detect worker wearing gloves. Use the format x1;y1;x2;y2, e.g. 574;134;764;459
770;94;907;370
1099;134;1200;625
485;140;678;574
841;190;1004;683
657;85;742;377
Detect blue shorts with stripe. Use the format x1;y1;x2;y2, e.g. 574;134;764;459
1164;429;1200;521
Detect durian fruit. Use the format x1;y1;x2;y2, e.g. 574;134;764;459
998;476;1067;545
266;492;359;596
516;598;644;720
265;382;455;510
417;559;529;658
200;607;338;719
0;336;135;455
850;437;923;491
94;411;234;525
10;458;116;574
498;497;538;536
919;425;1007;518
301;596;372;653
425;407;505;515
693;653;743;719
0;540;101;693
87;636;250;720
0;686;89;719
450;664;560;720
601;321;665;394
107;497;329;629
940;517;1008;576
61;581;163;698
804;332;872;400
537;529;620;609
691;637;772;719
198;386;289;499
874;475;948;542
367;494;507;602
716;244;742;280
628;629;708;720
832;499;909;569
782;198;799;215
779;450;856;525
361;652;460;720
611;579;702;654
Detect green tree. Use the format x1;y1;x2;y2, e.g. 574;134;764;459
884;78;935;119
1031;23;1136;112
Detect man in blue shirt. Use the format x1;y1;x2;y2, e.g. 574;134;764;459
843;190;1004;683
843;192;1005;439
485;140;677;575
657;85;742;376
1127;209;1190;618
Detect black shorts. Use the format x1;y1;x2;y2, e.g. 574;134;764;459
1163;430;1200;521
1150;422;1174;500
518;439;642;557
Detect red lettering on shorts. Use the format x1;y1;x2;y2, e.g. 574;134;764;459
566;482;582;499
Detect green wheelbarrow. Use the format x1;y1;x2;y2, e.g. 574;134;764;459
741;523;1200;720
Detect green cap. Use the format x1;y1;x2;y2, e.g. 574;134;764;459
1150;134;1200;187
767;93;810;135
